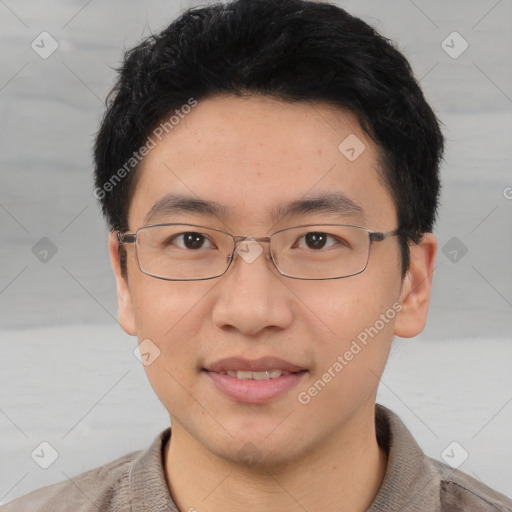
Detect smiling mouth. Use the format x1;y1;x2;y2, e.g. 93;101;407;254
203;357;308;403
212;369;306;380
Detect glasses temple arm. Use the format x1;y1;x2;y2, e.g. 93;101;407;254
369;229;407;243
117;232;136;245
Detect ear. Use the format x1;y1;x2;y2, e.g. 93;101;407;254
394;233;437;338
108;231;137;336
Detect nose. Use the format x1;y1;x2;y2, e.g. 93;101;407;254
211;238;294;336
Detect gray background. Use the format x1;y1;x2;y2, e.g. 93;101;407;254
1;0;511;504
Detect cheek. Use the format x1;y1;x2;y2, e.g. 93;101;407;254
296;285;398;416
129;276;222;369
130;274;209;338
130;278;211;410
302;275;399;340
300;276;400;383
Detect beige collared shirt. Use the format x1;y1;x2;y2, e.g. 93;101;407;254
2;405;511;511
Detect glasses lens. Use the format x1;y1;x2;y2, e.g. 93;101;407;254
135;224;233;280
271;225;370;279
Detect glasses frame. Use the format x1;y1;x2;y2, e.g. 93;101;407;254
117;223;402;281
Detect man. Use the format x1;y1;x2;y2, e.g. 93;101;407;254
3;0;511;510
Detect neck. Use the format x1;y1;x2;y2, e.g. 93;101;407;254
164;406;388;512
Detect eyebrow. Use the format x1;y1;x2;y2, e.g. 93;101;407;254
144;194;229;224
144;192;365;225
271;193;364;223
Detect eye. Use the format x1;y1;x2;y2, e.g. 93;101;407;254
168;232;216;250
295;232;342;250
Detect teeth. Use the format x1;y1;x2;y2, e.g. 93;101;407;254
217;370;291;380
253;371;270;381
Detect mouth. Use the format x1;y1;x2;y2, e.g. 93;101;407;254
213;369;300;380
203;357;308;404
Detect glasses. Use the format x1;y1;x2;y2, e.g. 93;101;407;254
117;223;400;281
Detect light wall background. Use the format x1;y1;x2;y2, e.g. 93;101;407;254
1;0;511;504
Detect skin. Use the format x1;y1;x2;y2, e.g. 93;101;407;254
109;95;437;512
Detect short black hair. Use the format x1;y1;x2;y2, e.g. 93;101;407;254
94;0;444;276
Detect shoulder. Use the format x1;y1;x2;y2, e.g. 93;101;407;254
431;458;512;512
1;449;140;512
373;405;512;512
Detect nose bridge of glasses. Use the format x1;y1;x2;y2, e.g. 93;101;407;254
232;235;272;244
228;235;271;259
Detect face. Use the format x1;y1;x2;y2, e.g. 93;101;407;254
110;95;435;466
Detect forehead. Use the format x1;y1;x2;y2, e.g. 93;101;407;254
129;95;396;230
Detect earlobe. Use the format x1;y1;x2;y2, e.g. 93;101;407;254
108;232;137;336
393;233;437;338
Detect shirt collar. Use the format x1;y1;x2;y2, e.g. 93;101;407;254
368;404;442;511
129;427;177;512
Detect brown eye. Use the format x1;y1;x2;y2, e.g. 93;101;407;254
295;232;340;250
304;232;328;249
167;232;215;250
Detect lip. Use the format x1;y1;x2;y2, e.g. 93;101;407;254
205;370;307;404
205;356;305;373
203;357;308;404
